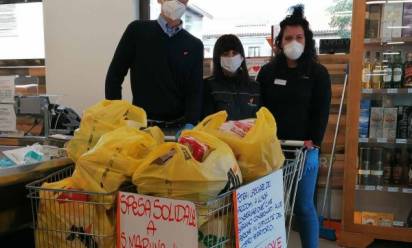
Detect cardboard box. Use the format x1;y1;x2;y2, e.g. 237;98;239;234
402;3;412;37
383;108;398;139
359;100;371;138
365;4;382;39
361;211;394;227
381;3;403;39
369;107;384;138
354;211;362;224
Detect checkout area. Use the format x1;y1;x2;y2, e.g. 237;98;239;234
0;91;80;245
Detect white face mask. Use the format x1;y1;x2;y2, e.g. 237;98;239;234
283;40;304;60
161;0;186;21
220;54;244;73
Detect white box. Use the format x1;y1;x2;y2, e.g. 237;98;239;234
383;108;398;139
381;3;403;39
370;107;384;138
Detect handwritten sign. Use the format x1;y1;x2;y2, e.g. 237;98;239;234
233;170;286;248
117;192;198;248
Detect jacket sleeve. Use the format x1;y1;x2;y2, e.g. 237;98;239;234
202;79;215;118
256;64;270;107
105;22;136;100
184;41;204;125
308;64;332;146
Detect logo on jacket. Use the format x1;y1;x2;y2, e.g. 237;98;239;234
248;97;257;107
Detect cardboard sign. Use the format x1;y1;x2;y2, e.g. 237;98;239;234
0;104;16;132
233;170;286;248
0;76;15;103
117;192;198;248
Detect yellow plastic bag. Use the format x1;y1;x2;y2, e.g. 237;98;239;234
66;100;147;162
141;126;165;146
132;130;242;203
36;177;115;248
194;107;285;182
71;127;162;205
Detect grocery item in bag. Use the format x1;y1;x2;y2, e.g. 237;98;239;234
132;130;242;202
219;119;255;138
178;136;211;162
195;107;285;182
36;177;114;248
66;100;147;162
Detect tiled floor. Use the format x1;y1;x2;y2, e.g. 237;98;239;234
288;231;339;248
288;231;412;248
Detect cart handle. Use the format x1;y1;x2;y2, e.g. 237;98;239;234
166;136;306;148
280;140;305;147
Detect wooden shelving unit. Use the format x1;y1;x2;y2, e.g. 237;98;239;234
339;1;412;247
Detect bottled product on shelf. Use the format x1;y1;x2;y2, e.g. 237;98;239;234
404;52;412;88
408;111;412;139
382;54;393;89
361;50;412;89
393;151;403;185
408;153;412;187
401;150;409;186
362;51;372;89
392;53;403;88
383;149;393;185
359;147;371;185
372;52;383;89
371;147;384;186
359;147;412;188
397;106;411;139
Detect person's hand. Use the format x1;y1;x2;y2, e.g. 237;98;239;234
304;140;314;150
175;123;194;139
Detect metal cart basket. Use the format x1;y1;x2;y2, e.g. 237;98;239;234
27;141;306;248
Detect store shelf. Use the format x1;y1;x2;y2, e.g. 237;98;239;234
361;88;412;95
358;137;412;145
356;185;412;194
364;37;412;46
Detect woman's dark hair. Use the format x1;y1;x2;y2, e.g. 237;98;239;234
212;34;250;82
275;4;317;65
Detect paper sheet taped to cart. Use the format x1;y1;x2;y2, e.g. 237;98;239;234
117;192;198;248
233;170;286;248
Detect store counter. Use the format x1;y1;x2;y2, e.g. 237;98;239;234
0;136;72;235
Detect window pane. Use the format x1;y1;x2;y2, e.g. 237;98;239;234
150;0;353;58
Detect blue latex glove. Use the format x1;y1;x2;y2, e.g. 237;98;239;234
304;147;319;173
175;123;194;140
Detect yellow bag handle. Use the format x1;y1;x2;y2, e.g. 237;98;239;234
195;111;228;131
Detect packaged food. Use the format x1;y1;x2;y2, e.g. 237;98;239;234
219;119;255;138
178;136;210;162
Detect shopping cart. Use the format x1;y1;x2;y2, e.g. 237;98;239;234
27;141;306;248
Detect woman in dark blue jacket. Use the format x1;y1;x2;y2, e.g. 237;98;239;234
203;34;260;120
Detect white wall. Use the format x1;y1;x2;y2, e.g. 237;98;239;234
43;0;139;114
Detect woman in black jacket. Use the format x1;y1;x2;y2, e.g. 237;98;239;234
203;34;260;120
257;5;331;248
